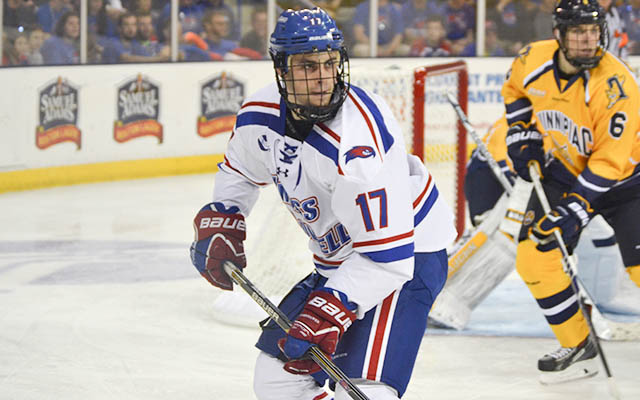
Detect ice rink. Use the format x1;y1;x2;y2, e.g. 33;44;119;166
1;174;639;400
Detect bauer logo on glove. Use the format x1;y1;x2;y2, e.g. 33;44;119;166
190;203;247;290
506;123;545;182
278;288;356;375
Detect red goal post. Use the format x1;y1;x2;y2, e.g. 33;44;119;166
414;61;468;239
352;60;468;239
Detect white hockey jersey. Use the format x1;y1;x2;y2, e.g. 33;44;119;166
213;82;456;317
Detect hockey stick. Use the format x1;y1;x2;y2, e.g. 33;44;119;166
222;261;370;400
528;163;640;341
528;163;621;400
445;91;513;195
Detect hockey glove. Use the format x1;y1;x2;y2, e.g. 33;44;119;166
530;193;593;252
278;288;357;375
190;203;246;290
506;123;544;182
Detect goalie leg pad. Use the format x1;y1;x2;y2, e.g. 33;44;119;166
253;351;330;400
430;194;516;330
516;240;589;347
430;230;515;330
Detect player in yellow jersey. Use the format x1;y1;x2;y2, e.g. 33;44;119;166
502;0;640;383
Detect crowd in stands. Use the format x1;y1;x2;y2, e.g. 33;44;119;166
2;0;640;66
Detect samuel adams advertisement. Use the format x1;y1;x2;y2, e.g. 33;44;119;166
36;77;81;150
198;72;244;137
114;74;163;143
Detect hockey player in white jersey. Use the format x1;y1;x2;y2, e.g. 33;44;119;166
190;7;457;400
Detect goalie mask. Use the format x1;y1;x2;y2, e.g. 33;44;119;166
269;8;350;123
553;0;608;69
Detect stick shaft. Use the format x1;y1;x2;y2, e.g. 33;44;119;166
445;91;513;195
528;165;618;388
222;261;370;400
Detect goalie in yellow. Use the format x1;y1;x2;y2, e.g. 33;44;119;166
502;0;640;384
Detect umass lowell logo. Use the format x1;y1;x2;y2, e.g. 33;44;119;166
344;146;375;164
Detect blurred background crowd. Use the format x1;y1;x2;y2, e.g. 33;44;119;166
2;0;637;66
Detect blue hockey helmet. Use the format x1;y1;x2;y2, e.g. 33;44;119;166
269;8;350;122
553;0;608;69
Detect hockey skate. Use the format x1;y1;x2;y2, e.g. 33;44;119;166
538;338;599;384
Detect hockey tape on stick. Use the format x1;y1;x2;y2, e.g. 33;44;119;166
529;164;621;399
222;261;371;400
445;91;513;195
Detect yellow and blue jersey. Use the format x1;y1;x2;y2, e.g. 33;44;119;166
502;40;640;205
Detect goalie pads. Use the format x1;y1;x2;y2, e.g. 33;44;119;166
429;178;532;330
576;215;640;316
429;194;516;330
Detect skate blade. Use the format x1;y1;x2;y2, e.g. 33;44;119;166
538;358;599;385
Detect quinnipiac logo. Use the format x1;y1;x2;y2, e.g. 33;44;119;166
197;72;244;137
114;74;163;143
36;77;81;150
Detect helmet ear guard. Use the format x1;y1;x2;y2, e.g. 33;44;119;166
552;0;608;69
269;7;350;123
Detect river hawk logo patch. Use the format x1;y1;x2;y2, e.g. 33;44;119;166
344;146;375;164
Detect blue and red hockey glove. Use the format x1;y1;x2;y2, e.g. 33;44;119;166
190;203;246;290
278;288;357;374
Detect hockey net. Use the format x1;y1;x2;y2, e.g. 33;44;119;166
212;61;468;327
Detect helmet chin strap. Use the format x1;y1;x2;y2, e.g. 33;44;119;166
555;30;603;72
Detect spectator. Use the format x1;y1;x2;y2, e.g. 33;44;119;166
484;20;507;56
104;0;128;22
2;33;31;66
239;6;268;57
622;0;640;54
2;32;18;65
160;0;207;35
160;18;213;61
102;12;170;63
88;0;117;41
409;16;451;56
28;28;45;65
532;0;556;41
427;0;448;16
13;33;31;65
450;36;476;56
351;0;407;57
443;0;475;43
599;0;629;60
132;0;158;18
37;0;73;34
201;9;237;57
400;0;431;45
137;12;162;55
40;11;79;65
199;0;239;39
491;0;536;48
3;0;38;31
